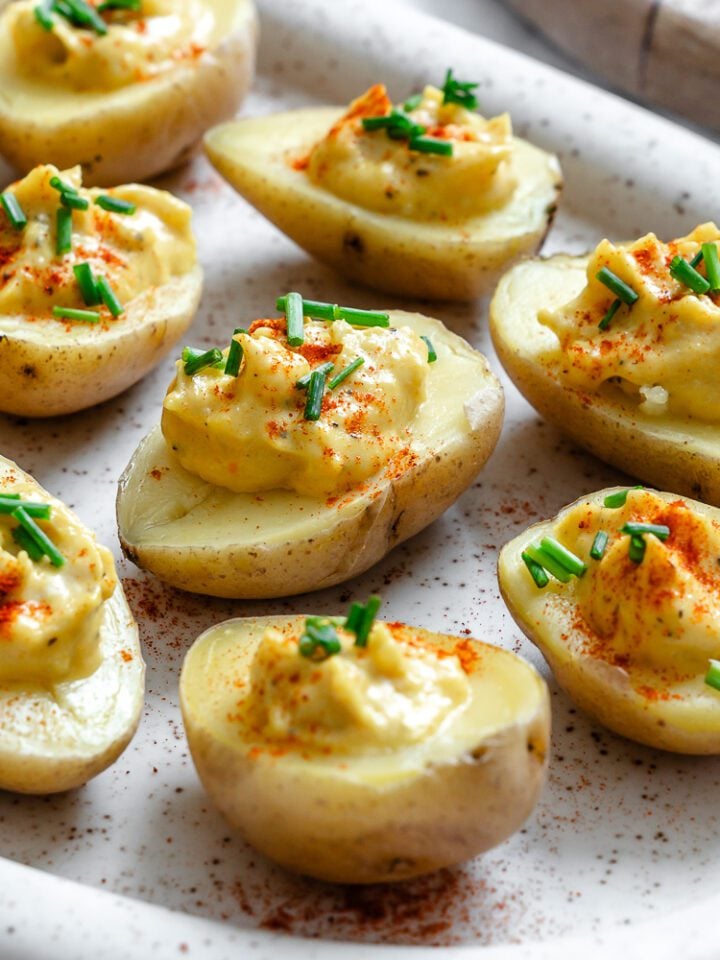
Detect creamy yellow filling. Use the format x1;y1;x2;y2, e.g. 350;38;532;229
539;223;720;422
553;490;720;678
0;164;195;320
0;461;116;684
161;318;428;498
243;621;470;753
6;0;215;91
305;83;516;222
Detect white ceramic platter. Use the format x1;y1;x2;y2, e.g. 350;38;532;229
1;0;720;957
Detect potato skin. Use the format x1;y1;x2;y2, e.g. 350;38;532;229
0;2;257;186
180;619;550;884
490;254;720;505
0;266;202;417
498;488;720;754
205;110;562;301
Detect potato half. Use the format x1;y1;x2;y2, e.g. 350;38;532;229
0;0;257;186
0;454;145;794
0;267;202;418
204;110;561;301
116;310;504;598
490;254;720;504
498;487;720;754
180;615;550;884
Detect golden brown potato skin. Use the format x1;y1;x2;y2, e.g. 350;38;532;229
490;254;720;506
0;266;202;417
0;2;257;186
180;618;551;883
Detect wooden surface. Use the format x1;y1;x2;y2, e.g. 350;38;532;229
505;0;720;132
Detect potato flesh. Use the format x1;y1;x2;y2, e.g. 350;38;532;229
180;616;550;883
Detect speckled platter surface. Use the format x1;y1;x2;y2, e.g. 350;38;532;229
1;1;720;958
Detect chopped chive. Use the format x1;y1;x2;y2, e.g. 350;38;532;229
304;368;327;421
523;543;571;583
224;328;246;377
690;250;704;268
0;493;20;500
96;276;124;317
0;496;50;518
521;551;549;589
52;306;100;322
403;93;423;111
73;262;100;306
12;526;44;562
52;0;75;17
670;255;710;294
344;601;365;634
596;267;639;306
98;0;140;9
49;175;79;196
621;522;670;541
590;531;609;561
95;195;136;215
296;361;334;390
328;357;364;390
361;114;394;132
56;207;72;255
182;346;223;368
410;135;453;156
34;1;54;29
598;297;621;331
603;486;643;509
1;191;27;230
420;335;437;363
299;617;342;660
184;347;223;376
539;536;586;577
60;191;89;211
701;243;720;291
276;294;335;322
59;0;108;34
354;595;382;648
12;506;64;567
333;305;390;327
442;68;479;110
362;109;424;141
628;534;646;564
705;659;720;692
285;291;305;346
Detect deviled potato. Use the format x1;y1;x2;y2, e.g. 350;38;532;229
180;602;550;883
0;0;257;186
0;453;144;794
499;486;720;753
491;224;720;504
0;164;201;417
205;72;562;300
117;294;504;598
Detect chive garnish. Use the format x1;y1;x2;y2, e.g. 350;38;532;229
621;522;670;541
344;601;364;634
34;1;54;29
1;191;27;230
420;335;437;363
52;306;100;322
701;243;720;291
73;262;101;306
57;0;108;34
224;328;246;377
409;135;453;156
299;616;342;660
590;531;608;560
705;659;720;692
12;506;64;567
403;93;423;111
596;267;639;305
628;534;646;564
362;109;424;141
690;250;704;269
598;298;621;332
539;536;586;577
12;526;43;562
60;192;89;211
603;486;643;508
521;551;549;589
276;296;390;328
98;0;140;9
670;255;710;294
0;496;50;518
304;368;327;421
328;357;364;390
95;195;136;215
276;295;334;321
523;543;571;583
442;68;479;110
184;348;223;376
56;207;72;255
49;175;79;196
349;595;382;648
96;276;123;317
285;291;305;346
296;361;334;390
